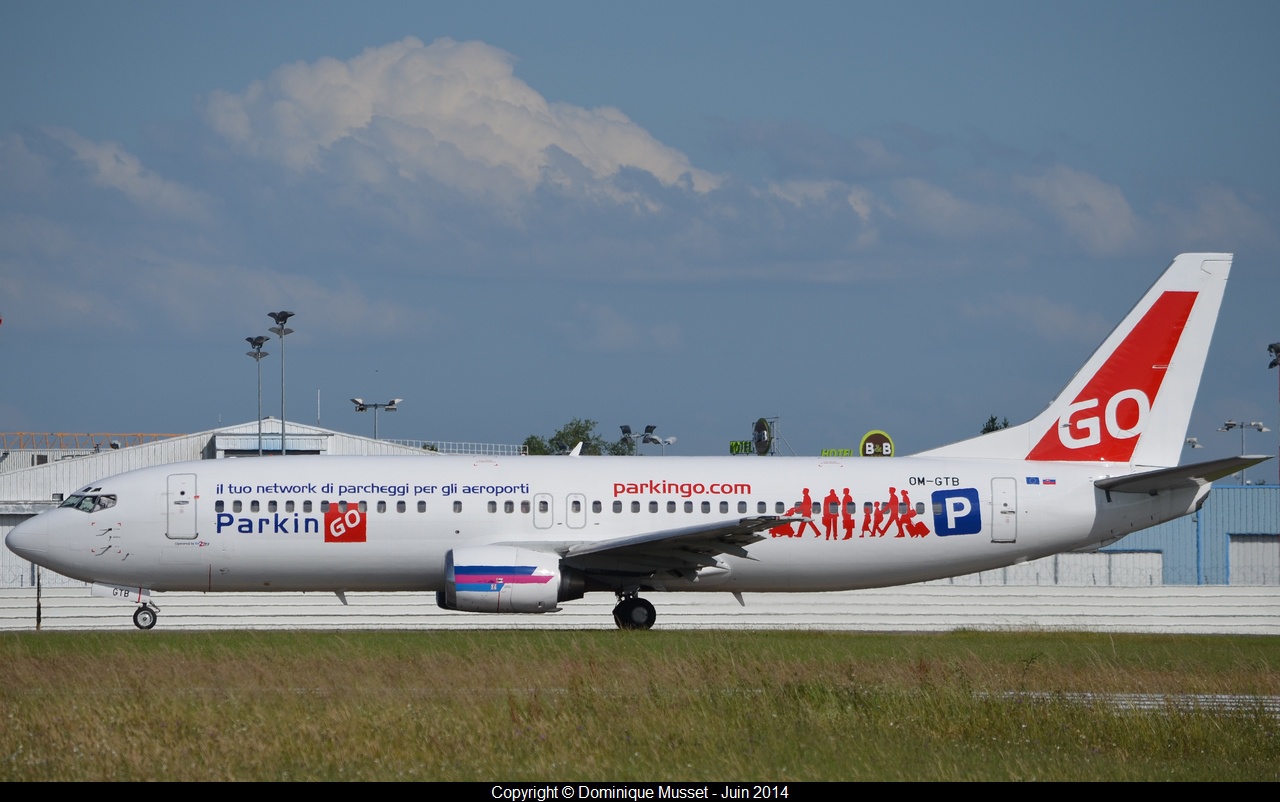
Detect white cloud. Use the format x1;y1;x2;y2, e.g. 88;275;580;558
558;302;681;353
42;127;212;223
121;252;415;337
1155;185;1277;249
1015;165;1138;256
888;177;1021;240
204;37;720;204
0;133;53;196
767;179;846;207
963;292;1109;344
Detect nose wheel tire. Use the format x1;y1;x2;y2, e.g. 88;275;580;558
133;606;157;630
612;597;656;630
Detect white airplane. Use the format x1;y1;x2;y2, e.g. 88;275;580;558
6;253;1268;630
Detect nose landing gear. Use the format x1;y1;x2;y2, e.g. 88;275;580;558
612;593;656;630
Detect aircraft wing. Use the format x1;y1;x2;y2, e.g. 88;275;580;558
498;515;806;579
1094;455;1272;495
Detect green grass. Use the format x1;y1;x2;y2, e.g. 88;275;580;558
2;630;1278;780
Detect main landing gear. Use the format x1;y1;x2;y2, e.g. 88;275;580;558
612;593;656;630
132;603;159;630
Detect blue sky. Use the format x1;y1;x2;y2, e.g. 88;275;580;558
2;1;1278;473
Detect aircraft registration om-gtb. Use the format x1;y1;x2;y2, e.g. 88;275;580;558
6;253;1267;630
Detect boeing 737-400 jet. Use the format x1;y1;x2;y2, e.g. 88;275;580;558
6;254;1268;629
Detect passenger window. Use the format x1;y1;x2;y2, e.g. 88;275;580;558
701;501;711;514
397;501;406;513
268;500;277;513
233;500;243;513
591;501;600;513
775;502;784;514
648;501;658;513
321;501;330;513
487;501;497;513
719;501;729;513
684;501;693;513
215;500;225;512
251;500;260;512
738;501;747;514
758;501;766;514
524;501;533;514
613;500;622;513
505;500;514;513
916;502;925;514
667;501;676;513
358;501;367;513
286;500;295;513
572;499;582;513
631;501;640;513
417;501;426;513
303;501;312;513
539;500;550;513
337;501;347;513
377;501;387;513
453;501;462;513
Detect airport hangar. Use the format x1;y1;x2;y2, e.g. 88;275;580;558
2;419;1277;594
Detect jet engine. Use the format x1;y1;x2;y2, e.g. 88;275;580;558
436;546;585;613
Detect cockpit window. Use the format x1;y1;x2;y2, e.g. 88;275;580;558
59;494;117;513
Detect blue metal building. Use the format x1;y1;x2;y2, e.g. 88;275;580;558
1102;485;1280;585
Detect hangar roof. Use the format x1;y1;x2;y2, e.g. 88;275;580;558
0;419;436;514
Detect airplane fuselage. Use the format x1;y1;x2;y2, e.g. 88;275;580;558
12;453;1203;595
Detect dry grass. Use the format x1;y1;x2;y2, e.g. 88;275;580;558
2;630;1278;780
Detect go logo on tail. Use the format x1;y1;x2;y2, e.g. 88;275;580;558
1027;290;1198;462
1059;389;1150;449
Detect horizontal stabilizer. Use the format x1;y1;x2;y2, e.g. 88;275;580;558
1094;455;1272;495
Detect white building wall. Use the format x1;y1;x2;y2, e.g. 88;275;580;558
1229;535;1280;585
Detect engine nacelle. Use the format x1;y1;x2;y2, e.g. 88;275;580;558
436;546;584;613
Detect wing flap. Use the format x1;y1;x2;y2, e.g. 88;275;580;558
564;515;802;559
489;515;805;579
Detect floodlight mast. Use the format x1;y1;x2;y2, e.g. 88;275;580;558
1269;342;1280;483
1218;419;1271;484
245;336;270;456
620;424;667;455
268;311;295;455
352;398;402;439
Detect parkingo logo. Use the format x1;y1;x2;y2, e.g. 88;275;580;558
931;488;982;536
324;506;367;543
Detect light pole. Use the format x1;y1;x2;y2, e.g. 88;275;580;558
352;398;402;439
1218;419;1271;483
620;425;663;455
245;336;269;456
1269;342;1280;483
268;311;294;455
